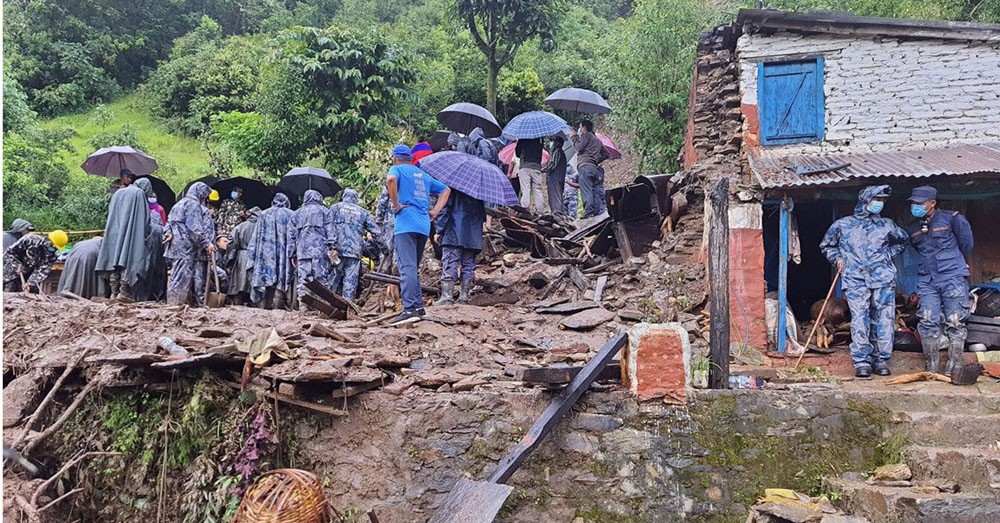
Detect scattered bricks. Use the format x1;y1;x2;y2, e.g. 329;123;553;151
623;323;690;401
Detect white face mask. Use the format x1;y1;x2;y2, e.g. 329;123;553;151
148;197;157;203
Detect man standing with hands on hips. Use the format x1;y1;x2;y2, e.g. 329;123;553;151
387;144;451;326
907;186;974;375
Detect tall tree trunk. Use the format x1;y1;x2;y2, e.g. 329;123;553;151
486;61;499;115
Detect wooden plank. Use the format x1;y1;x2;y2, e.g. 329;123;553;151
85;352;167;366
300;295;347;320
708;177;731;389
544;258;585;266
566;264;590;292
613;222;634;260
304;279;354;311
307;323;356;343
593;275;608;303
149;352;243;370
536;301;598;314
221;381;347;416
515;363;622;385
582;258;621;274
427;479;514;523
487;332;627;483
364;272;439;295
330;380;382;399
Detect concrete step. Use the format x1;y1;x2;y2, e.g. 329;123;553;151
826;477;1000;523
845;389;1000;416
905;445;1000;492
892;411;1000;446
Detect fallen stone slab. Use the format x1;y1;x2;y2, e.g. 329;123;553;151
537;301;599;314
559;308;616;331
752;502;823;523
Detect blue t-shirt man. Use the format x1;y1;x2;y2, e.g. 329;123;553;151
387;160;448;237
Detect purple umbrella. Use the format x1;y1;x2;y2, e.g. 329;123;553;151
81;146;159;177
419;151;519;206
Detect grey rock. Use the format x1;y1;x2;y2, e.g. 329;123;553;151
571;413;623;433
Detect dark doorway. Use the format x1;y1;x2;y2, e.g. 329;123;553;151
764;200;835;321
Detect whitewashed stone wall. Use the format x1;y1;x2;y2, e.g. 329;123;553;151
737;31;1000;155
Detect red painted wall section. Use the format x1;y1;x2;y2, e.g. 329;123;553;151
729;227;768;352
742;103;761;149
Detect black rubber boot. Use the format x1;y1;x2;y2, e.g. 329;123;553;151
945;338;965;376
433;280;455;306
458;280;472;304
921;338;940;374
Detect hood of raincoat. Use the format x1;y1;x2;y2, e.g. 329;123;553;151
134;177;153;197
9;219;33;234
271;193;290;208
854;184;890;218
186;181;212;203
447;132;461;146
247;206;262;221
468;127;484;142
302;190;323;206
342;188;360;205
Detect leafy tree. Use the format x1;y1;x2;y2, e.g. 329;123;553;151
87;123;148;151
3;77;35;134
497;68;546;121
454;0;560;114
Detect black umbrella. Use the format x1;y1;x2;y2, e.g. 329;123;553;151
181;176;220;198
279;167;341;198
437;103;502;138
136;175;177;216
544;87;612;114
212;177;273;211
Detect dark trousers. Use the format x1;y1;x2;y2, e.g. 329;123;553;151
546;170;566;215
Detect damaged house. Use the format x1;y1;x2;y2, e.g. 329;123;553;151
679;9;1000;357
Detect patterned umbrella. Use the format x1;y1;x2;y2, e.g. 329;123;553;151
437;103;502;137
596;134;622;160
279;166;342;198
81;146;159;177
544;87;612;114
418;152;519;206
502;111;569;140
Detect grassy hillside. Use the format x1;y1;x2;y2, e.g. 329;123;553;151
39;94;234;194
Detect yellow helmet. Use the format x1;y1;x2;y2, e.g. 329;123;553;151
209;189;220;202
48;230;69;250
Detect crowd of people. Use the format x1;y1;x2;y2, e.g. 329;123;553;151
2;120;614;326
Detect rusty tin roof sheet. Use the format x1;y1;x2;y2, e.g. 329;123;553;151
750;143;1000;189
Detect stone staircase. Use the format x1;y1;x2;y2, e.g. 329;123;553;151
826;389;1000;523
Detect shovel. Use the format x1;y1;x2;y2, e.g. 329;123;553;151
205;257;226;308
428;332;628;523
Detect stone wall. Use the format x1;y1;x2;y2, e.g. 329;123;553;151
297;388;889;522
737;30;1000;156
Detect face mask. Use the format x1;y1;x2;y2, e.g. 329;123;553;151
866;201;884;214
231;191;240;200
148;197;157;204
911;204;928;218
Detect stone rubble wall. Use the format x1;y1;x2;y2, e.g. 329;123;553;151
737;30;1000;155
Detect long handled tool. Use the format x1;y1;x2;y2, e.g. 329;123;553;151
428;332;628;523
205;257;226;308
794;267;843;370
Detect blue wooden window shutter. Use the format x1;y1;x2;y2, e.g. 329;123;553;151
758;58;825;145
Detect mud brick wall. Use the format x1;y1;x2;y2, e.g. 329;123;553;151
737;30;1000;156
297;389;887;522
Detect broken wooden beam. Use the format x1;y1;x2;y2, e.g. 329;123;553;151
543;258;585;266
300;295;348;320
304;279;361;314
221;381;346;416
514;363;622;385
307;323;356;343
331;380;382;399
364;272;439;295
582;258;621;274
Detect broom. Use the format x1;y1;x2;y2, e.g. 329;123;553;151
794;266;843;370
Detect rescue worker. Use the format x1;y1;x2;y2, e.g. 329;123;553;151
820;185;909;378
433;189;486;305
288;190;337;311
3;230;67;293
58;235;108;299
227;206;260;305
374;186;397;269
907;186;974;375
3;219;35;252
329;188;380;301
135;210;166;302
217;187;247;238
164;182;215;306
96;172;153;300
248;193;295;309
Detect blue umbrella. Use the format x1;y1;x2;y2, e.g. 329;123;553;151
502;111;570;140
279;166;342;198
419;152;519;207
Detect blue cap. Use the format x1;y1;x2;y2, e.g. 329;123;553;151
392;144;413;160
908;186;937;203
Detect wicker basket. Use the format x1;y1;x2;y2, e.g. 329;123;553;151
234;469;330;523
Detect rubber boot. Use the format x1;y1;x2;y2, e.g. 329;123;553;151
945;338;965;376
433;280;455;306
921;338;940;374
458;280;472;304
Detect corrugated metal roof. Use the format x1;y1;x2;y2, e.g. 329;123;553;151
751;143;1000;189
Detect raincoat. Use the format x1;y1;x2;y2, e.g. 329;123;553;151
95;177;153;286
288;190;337;308
248;193;295;305
58;236;108;299
820;185;909;368
136;210;166;301
227;206;260;297
3;219;34;252
165;182;214;305
329;189;380;300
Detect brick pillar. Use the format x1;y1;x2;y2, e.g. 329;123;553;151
728;203;768;352
622;323;691;401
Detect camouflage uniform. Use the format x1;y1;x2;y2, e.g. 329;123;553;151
330;189;381;300
216;198;246;238
288;190;337;310
374;186;397;269
165;182;214;306
563;169;579;218
248;194;295;309
820;185;909;373
2;234;57;292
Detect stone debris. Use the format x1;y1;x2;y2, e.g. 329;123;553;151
872;463;912;482
559;308;616;331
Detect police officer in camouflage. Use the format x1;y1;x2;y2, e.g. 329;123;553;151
329;188;381;301
288;190;337;311
820;185;910;378
907;186;974;375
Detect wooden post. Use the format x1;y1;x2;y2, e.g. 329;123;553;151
708;178;730;389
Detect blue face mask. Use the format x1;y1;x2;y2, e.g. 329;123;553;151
866;201;884;214
911;203;928;218
231;191;240;200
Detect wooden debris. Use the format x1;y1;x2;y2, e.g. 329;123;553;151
536;301;599;314
515;364;622;385
330;380;382;399
300;295;347;320
593;275;608;303
544;258;585;266
221;381;346;416
305;279;360;314
149;352;243;370
583;258;621;274
559;308;616;331
365;272;439;295
85;352;168;366
307;323;356;343
196;328;233;338
886;371;951;385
